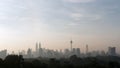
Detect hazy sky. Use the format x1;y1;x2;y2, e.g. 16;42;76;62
0;0;120;53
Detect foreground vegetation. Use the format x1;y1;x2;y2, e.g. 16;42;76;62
0;55;120;68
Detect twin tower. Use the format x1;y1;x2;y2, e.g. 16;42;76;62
36;42;41;52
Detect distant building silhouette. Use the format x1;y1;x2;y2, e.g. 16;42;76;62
70;40;73;51
27;48;32;58
36;42;38;53
64;49;70;58
86;44;88;55
108;47;116;56
0;49;7;59
72;48;80;57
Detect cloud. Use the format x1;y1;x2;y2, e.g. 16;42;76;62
63;0;96;3
69;11;102;23
70;13;83;21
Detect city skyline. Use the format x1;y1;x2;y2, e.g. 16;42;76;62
0;42;117;59
0;0;120;53
0;41;118;55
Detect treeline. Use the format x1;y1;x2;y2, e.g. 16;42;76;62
0;55;120;68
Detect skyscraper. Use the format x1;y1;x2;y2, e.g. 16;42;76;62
70;40;73;51
39;42;41;49
108;47;116;56
27;48;32;58
39;42;42;56
36;42;38;52
86;44;88;55
76;48;80;57
72;48;80;57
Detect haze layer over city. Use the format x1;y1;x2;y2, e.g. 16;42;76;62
0;0;120;54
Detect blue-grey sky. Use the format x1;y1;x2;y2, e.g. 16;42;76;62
0;0;120;53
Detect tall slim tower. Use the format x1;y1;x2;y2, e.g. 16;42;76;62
70;40;73;51
36;42;38;52
86;44;88;54
39;42;41;49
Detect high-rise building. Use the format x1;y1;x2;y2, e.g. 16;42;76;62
36;42;38;52
64;49;70;58
76;48;80;57
27;48;32;58
72;48;80;57
39;42;41;49
86;44;88;55
70;40;73;51
39;42;42;57
108;47;116;56
0;50;7;59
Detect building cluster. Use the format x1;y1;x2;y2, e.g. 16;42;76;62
19;42;81;59
18;41;117;59
0;41;118;59
85;46;117;57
